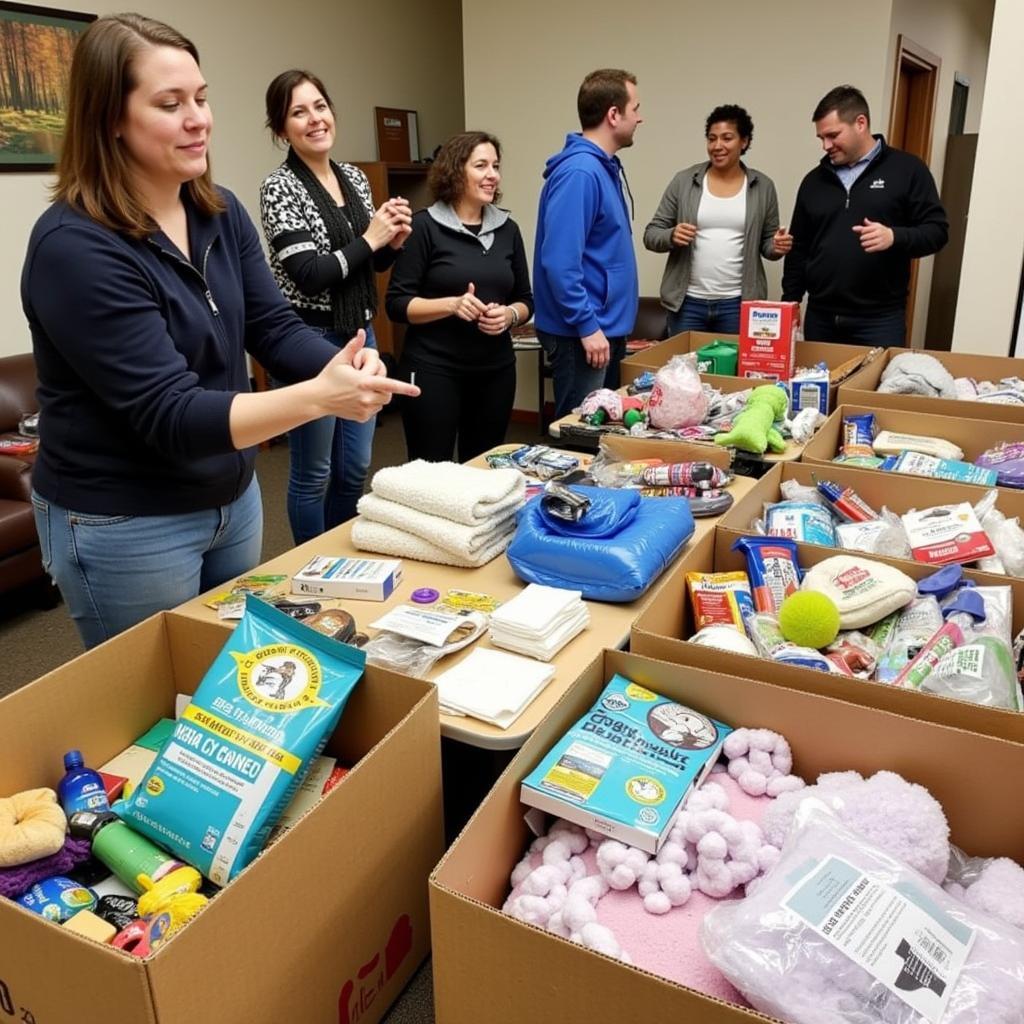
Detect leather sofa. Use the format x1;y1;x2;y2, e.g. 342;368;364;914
0;353;49;600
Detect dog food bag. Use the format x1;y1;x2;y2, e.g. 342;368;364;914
117;596;364;885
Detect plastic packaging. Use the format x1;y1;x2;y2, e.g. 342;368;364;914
731;536;801;614
894;620;964;690
690;623;758;656
975;441;1024;489
816;479;880;523
58;750;110;816
975;498;1024;577
647;353;709;429
640;462;731;490
840;412;875;458
17;877;97;922
872;430;964;460
362;610;487;678
874;596;944;684
744;613;833;673
880;451;998;486
701;802;1024;1024
686;571;753;631
765;501;836;546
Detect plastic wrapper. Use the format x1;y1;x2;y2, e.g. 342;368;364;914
975;441;1024;489
647;353;708;430
874;596;944;685
702;801;1024;1024
790;407;827;444
974;493;1024;576
780;479;830;507
745;612;834;673
766;500;837;545
825;630;878;678
363;611;488;678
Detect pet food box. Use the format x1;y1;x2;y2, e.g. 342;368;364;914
738;300;800;381
839;347;1024;425
430;646;1024;1024
803;404;1024;488
0;611;442;1024
630;528;1024;744
292;555;403;601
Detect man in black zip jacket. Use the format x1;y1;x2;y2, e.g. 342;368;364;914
781;84;947;347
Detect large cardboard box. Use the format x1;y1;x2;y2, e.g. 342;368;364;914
430;648;1024;1024
802;403;1024;480
839;347;1024;424
631;529;1024;743
0;612;443;1024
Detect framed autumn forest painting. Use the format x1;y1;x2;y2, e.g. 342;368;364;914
0;2;95;171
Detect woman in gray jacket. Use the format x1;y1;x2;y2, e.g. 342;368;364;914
644;105;792;335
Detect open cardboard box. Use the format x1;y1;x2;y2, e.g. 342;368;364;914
631;529;1024;743
839;347;1024;424
717;459;1024;564
0;611;443;1024
620;331;879;413
430;647;1024;1024
802;403;1024;482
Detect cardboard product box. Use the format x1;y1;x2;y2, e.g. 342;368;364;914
716;460;1024;558
292;555;403;601
631;529;1024;744
839;347;1024;425
803;404;1024;484
430;647;1024;1024
0;612;442;1024
738;300;800;381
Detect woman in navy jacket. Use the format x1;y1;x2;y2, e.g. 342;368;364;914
20;14;417;648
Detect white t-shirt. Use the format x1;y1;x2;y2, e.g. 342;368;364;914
687;176;746;300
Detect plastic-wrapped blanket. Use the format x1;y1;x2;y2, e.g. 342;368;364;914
506;485;694;602
702;803;1024;1024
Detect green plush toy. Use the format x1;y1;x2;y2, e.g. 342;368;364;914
714;385;789;454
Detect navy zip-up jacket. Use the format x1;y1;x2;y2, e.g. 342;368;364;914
21;187;338;516
781;137;948;316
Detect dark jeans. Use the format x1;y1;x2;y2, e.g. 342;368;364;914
398;361;516;463
803;306;907;348
537;331;628;420
666;295;742;336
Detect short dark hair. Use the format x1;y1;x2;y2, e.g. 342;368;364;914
577;69;637;130
705;104;754;154
813;85;870;125
428;131;503;205
54;13;223;238
265;70;334;139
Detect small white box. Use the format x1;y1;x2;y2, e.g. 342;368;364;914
292;555;403;601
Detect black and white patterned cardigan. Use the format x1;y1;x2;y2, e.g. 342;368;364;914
259;160;387;327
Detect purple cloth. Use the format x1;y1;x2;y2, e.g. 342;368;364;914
0;837;92;899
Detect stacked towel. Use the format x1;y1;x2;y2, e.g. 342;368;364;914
489;584;590;661
352;460;526;568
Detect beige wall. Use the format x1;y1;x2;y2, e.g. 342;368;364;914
0;0;464;357
885;0;994;346
953;0;1024;355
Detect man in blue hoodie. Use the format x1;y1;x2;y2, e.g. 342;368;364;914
534;69;642;419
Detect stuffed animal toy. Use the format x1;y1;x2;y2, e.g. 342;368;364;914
760;769;950;883
714;385;789;454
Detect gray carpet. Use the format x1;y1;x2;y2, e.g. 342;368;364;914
0;408;543;1022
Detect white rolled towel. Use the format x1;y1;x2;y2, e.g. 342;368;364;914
357;493;516;560
351;517;515;568
369;460;525;525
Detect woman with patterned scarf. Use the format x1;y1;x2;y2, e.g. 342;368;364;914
261;70;412;543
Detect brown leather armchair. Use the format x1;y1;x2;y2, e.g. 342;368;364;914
0;353;49;600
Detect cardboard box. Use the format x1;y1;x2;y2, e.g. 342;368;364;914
430;648;1024;1024
0;611;442;1024
292;555;403;601
839;348;1024;425
738;300;799;381
803;404;1024;483
631;529;1024;743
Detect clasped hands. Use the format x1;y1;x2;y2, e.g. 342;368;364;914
364;196;413;250
451;282;514;335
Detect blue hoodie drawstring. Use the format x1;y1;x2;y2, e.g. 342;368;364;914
619;164;635;220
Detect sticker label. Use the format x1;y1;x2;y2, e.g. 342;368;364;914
783;855;974;1023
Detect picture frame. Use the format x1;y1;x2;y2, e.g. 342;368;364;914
374;106;419;164
0;1;95;171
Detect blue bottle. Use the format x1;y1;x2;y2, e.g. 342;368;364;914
58;749;111;815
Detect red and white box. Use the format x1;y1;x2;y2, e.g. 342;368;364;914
901;503;995;566
738;300;800;381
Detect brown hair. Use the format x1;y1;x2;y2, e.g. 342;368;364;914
53;13;224;238
264;69;334;140
577;69;637;130
428;131;502;205
813;84;871;125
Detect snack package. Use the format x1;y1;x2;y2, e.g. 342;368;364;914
702;803;1024;1024
686;571;754;631
116;597;364;884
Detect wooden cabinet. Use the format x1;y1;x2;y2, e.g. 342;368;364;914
352;161;431;361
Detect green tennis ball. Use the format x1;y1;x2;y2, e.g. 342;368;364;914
778;591;841;649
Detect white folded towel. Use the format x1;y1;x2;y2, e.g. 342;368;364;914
351;517;514;568
369;461;525;526
490;607;590;662
489;584;590;661
357;492;516;559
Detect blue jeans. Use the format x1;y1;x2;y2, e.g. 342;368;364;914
286;324;377;544
32;478;263;650
667;295;741;336
537;331;628;420
803;306;906;348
